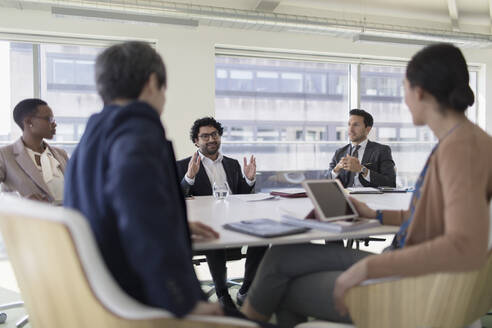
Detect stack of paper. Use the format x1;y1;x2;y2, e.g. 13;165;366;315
230;193;280;202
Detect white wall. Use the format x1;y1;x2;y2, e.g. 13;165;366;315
1;7;491;159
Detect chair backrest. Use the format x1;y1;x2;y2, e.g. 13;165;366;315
347;201;492;328
0;196;257;328
489;200;492;250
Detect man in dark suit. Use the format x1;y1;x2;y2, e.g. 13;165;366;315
177;117;267;310
63;42;224;318
327;109;396;188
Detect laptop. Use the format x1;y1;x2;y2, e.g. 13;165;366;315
301;179;360;222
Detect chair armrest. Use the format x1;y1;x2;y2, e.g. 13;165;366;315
359;276;401;286
344;254;492;328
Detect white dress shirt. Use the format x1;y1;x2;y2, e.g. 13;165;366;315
184;151;255;193
331;138;371;187
26;147;64;204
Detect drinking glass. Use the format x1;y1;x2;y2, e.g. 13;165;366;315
213;181;229;200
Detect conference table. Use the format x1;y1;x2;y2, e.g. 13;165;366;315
189;192;412;251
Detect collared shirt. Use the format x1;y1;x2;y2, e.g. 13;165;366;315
26;146;64;204
184;151;255;193
331;138;371;187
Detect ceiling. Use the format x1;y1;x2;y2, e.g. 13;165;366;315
2;0;492;46
168;0;492;30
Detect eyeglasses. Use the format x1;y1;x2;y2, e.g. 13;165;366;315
33;116;56;124
198;131;220;141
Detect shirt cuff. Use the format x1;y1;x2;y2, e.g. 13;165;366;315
244;176;256;186
365;169;371;182
331;169;339;178
184;174;195;186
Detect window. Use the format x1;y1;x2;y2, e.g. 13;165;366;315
0;41;104;155
215;53;480;191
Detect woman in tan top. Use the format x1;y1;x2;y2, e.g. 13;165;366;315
0;98;68;204
241;44;492;328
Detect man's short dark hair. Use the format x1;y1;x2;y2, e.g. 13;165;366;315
95;41;166;105
190;117;224;143
13;98;47;130
349;109;374;127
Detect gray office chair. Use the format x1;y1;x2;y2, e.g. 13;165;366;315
0;302;28;327
193;248;246;299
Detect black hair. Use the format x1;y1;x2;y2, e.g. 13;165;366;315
406;43;474;112
13;98;47;130
349;109;374;127
190;117;224;143
95;41;166;105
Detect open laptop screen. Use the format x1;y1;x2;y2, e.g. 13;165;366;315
303;180;357;221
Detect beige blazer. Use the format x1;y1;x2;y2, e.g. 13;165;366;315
0;138;69;202
366;119;492;279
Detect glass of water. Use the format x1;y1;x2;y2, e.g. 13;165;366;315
213;181;229;200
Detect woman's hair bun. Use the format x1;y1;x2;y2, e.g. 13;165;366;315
449;84;474;111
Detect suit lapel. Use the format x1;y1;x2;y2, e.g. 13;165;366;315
339;144;351;187
361;140;374;166
221;157;235;193
12;139;52;197
197;161;213;195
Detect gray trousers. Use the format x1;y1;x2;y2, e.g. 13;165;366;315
247;243;369;328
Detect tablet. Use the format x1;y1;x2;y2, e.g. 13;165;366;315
301;179;359;222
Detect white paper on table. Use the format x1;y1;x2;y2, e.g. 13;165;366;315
231;193;280;202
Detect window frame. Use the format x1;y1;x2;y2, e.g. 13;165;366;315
215;46;483;146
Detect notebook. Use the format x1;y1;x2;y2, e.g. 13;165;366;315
223;218;310;238
270;188;307;198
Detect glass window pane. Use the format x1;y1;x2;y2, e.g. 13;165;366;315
466;71;478;123
215;56;349;191
0;41;105;156
360;64;436;187
40;44;104;154
0;42;34;143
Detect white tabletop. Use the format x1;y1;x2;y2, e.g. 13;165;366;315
189;192;412;250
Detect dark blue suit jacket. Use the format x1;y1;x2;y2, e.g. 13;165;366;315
176;155;254;197
326;140;396;188
64;101;205;317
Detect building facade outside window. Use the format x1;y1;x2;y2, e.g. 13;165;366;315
215;54;480;191
0;41;104;155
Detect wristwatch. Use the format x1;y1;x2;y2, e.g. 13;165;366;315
360;166;369;176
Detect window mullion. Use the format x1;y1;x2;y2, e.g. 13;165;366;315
32;44;41;98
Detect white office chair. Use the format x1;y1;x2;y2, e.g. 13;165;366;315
0;226;28;327
0;196;258;328
296;202;492;328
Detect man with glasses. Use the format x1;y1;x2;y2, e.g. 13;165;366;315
177;117;266;311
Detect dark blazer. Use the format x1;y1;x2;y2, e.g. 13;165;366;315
176;155;254;197
326;140;396;188
64;101;205;317
0;138;68;202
